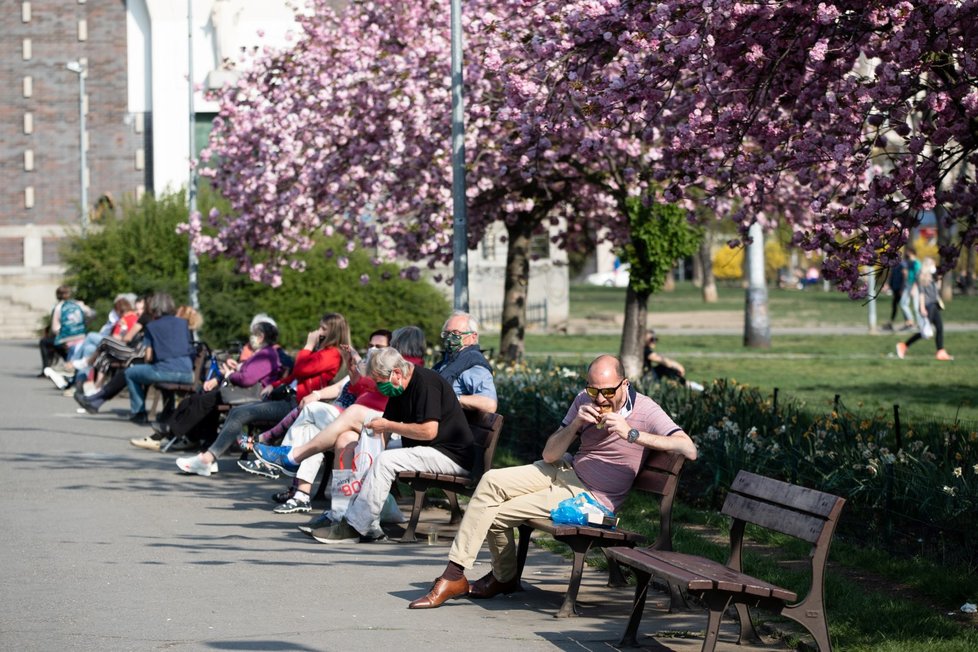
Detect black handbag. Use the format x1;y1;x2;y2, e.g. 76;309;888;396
219;381;262;406
267;384;297;403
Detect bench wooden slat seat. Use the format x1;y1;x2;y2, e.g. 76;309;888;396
396;408;504;543
607;470;845;652
514;450;686;618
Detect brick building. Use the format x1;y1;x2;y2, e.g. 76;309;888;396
0;1;301;337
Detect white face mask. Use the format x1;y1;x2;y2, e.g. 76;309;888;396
249;335;262;350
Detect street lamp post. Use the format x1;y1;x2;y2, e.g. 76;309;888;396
66;60;89;233
187;0;200;312
450;0;469;312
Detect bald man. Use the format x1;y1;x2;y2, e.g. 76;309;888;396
409;354;697;609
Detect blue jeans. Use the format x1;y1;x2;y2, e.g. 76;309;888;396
124;365;193;416
207;399;295;459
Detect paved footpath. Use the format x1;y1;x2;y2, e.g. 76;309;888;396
0;341;782;652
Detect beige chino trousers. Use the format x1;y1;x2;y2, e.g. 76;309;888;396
448;459;589;582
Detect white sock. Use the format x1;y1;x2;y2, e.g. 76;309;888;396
287;451;298;465
293;490;310;503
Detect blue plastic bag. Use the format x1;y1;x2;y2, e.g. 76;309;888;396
550;492;617;528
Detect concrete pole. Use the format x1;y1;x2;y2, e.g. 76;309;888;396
866;266;878;333
450;0;469;311
66;61;89;233
744;221;771;348
187;0;200;312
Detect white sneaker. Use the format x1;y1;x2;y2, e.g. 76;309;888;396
176;455;213;477
43;367;69;390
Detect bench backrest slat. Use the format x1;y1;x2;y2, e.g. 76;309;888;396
722;471;845;544
632;450;684;496
465;409;504;484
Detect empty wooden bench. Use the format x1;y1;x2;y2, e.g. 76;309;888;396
396;408;504;543
514;450;686;618
608;470;846;652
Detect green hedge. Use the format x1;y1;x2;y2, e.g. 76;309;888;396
59;188;450;349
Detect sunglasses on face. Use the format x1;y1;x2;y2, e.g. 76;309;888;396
440;330;473;338
585;378;626;399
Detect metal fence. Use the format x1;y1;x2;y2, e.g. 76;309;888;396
471;299;548;330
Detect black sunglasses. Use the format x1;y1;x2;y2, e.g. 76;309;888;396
585;378;626;399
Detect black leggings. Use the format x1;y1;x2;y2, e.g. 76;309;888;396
905;303;944;350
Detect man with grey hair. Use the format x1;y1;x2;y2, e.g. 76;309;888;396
302;346;474;543
433;311;496;413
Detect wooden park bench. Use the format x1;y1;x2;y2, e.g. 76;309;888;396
607;470;846;652
514;450;686;618
396;408;504;543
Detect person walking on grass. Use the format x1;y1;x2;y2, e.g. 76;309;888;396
896;258;953;361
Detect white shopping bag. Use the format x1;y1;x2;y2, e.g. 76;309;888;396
327;428;385;520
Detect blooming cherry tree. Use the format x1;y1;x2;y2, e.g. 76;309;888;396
193;0;662;361
493;0;978;296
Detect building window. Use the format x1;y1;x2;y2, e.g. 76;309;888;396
78;19;88;41
24;113;33;134
23;76;32;97
22;2;31;23
23;38;32;60
24;150;34;171
25;187;35;208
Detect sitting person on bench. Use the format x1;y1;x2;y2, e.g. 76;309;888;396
136;319;281;451
174;312;349;477
263;346;476;543
255;312;496;525
407;354;697;609
244;328;400;514
74;293;194;424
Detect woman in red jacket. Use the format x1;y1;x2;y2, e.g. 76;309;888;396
176;312;350;477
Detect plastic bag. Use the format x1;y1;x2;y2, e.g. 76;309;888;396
550;492;618;528
327;428;385;520
920;316;934;339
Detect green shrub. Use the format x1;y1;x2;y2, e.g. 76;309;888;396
59;188;450;349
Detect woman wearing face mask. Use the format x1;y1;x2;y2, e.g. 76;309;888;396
175;313;349;476
131;320;282;452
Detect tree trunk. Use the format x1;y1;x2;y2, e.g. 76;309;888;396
691;249;703;287
619;284;649;379
744;222;771;348
662;268;676;292
965;248;976;296
499;215;534;362
936;206;954;305
698;239;718;303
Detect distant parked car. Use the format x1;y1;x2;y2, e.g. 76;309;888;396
586;264;630;287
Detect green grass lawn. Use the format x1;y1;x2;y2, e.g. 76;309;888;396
571;282;978;326
524;284;978;425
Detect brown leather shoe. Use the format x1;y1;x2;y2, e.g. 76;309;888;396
408;576;470;609
467;571;521;599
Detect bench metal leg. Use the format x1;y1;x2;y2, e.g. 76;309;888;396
554;544;591;618
783;599;832;652
619;569;652;648
399;488;425;543
734;603;762;644
446;491;463;525
604;548;629;587
701;592;733;652
515;524;532;582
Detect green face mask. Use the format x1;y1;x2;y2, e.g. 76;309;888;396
376;371;404;398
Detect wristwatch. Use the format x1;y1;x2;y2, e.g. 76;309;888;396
627;428;640;444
